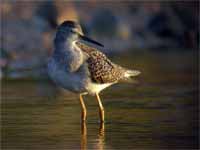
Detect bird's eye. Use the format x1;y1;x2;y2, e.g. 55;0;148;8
70;29;76;34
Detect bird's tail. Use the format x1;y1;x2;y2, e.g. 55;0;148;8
120;69;141;83
124;69;141;78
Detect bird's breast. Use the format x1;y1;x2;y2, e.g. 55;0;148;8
47;57;87;93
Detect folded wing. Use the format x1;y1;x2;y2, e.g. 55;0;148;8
75;41;126;84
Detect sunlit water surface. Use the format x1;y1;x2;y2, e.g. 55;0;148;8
2;51;199;149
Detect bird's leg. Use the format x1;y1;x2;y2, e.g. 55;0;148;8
79;94;87;121
95;93;104;123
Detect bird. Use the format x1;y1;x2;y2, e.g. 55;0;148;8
47;20;141;123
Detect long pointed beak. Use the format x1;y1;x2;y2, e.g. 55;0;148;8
79;34;104;47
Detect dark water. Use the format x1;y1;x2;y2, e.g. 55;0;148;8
1;51;199;149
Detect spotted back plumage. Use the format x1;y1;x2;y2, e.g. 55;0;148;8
76;42;126;84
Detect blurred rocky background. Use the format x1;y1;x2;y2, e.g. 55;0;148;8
0;1;199;79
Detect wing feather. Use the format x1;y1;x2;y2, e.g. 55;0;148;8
75;41;125;83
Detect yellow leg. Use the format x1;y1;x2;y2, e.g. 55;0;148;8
95;93;104;122
79;94;87;121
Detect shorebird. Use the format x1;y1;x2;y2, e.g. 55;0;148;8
48;20;140;122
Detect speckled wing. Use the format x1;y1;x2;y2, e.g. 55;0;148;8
75;41;126;84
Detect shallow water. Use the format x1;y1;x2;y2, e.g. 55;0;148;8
1;51;199;149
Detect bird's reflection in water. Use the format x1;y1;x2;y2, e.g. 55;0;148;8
96;122;105;150
81;122;87;150
81;122;105;150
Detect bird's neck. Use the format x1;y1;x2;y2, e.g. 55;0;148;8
53;45;70;62
52;32;78;67
52;40;75;69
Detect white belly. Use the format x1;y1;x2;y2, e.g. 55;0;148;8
86;82;114;95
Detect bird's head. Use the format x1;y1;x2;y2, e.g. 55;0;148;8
54;20;104;49
57;20;83;35
54;20;83;48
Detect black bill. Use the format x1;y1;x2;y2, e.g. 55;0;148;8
79;34;104;47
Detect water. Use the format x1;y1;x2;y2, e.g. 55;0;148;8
1;51;199;149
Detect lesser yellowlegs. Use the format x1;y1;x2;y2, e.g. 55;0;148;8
48;20;141;122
